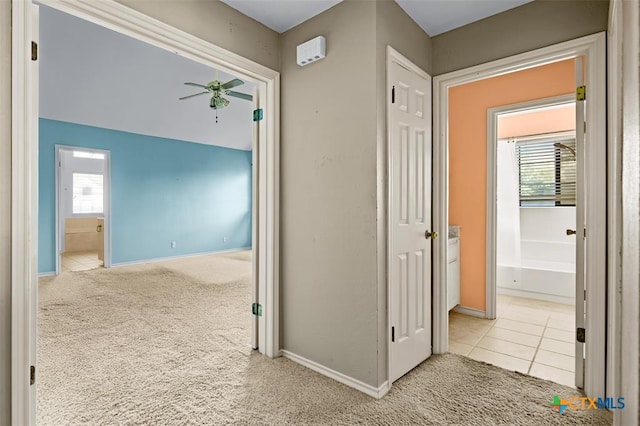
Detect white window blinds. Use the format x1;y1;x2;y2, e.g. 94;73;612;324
73;173;104;214
516;137;576;206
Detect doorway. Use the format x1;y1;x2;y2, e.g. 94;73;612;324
55;146;111;273
433;33;607;398
448;96;580;388
12;1;280;423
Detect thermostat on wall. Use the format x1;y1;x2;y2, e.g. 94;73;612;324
297;36;326;67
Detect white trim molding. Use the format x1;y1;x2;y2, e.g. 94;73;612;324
433;33;607;398
110;247;252;268
281;350;390;399
11;1;281;424
485;94;574;320
617;0;640;423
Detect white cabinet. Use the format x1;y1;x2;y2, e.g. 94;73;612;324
447;237;460;311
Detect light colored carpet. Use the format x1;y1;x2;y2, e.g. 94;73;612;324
38;251;612;425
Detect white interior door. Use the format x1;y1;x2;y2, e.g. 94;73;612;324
29;3;40;422
251;88;259;350
574;57;586;389
389;59;432;383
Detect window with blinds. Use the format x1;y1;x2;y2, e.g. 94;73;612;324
516;136;576;207
73;173;104;214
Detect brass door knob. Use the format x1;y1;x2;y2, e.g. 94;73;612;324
566;229;576;235
425;230;439;240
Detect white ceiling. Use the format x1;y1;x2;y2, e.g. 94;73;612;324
395;0;535;36
221;0;343;33
40;5;255;151
222;0;535;36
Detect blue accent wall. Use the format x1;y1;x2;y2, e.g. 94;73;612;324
39;118;252;273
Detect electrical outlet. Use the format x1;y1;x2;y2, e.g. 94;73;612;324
223;237;228;243
171;241;176;248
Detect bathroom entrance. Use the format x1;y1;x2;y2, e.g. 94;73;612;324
492;96;578;388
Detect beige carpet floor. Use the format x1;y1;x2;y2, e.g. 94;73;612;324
38;251;612;425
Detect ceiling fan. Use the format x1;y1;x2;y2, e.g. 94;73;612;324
179;77;253;122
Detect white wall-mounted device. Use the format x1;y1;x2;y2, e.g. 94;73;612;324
297;36;326;67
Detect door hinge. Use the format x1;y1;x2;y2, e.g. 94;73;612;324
391;86;395;104
30;365;35;385
576;85;586;101
391;326;395;342
251;303;262;317
252;108;263;122
584;289;587;300
31;41;38;61
577;327;586;343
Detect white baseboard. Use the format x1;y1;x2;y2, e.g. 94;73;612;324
38;271;56;277
281;350;389;399
453;305;487;318
111;247;252;268
497;287;575;306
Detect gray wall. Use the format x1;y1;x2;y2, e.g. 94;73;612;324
1;1;12;424
115;0;280;71
432;0;610;75
279;0;380;386
374;0;432;386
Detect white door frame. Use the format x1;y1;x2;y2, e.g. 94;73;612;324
485;93;575;318
11;1;280;424
54;145;112;274
386;46;432;394
433;32;607;398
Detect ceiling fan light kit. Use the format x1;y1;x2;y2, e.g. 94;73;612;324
296;35;326;67
179;77;253;123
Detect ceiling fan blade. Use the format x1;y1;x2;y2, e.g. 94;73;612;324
221;78;244;90
184;82;210;89
226;90;253;101
179;91;209;100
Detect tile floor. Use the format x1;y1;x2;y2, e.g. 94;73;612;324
449;294;576;387
61;250;103;272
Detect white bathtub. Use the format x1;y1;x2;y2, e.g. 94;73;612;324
497;239;575;304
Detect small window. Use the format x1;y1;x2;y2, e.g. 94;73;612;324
516;136;576;207
73;151;105;160
73;173;103;214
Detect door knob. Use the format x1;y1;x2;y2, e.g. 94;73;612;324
566;229;576;235
425;230;439;240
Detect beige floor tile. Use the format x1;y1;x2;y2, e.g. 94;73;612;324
494;318;545;336
534;349;575;372
448;341;473;357
485;327;542;348
496;295;515;305
467;347;530;374
450;321;493;336
450;328;487;347
500;309;549;326
539;338;574;356
546;316;575;332
476;336;537;361
530;363;575;388
544;327;574;343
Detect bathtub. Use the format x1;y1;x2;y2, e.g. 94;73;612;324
496;239;575;304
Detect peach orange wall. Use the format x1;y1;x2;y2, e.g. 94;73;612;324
498;103;575;139
449;59;575;312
